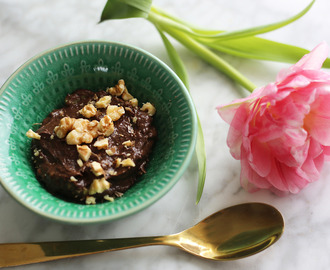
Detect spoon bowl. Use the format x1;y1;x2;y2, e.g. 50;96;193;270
0;203;284;267
175;202;284;260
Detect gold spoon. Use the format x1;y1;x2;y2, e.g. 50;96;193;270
0;202;284;267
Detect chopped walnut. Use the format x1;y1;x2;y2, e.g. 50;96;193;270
66;130;93;145
114;158;122;168
141;102;156;116
124;107;134;114
87;120;99;138
26;129;41;140
95;95;112;108
77;159;84;167
79;104;97;118
122;88;134;101
107;79;126;96
33;149;40;156
89;178;110;195
106;105;125;121
72;118;89;132
129;98;138;107
104;195;114;202
109;169;117;176
115;158;135;168
85;196;96;205
98;115;114;136
94;137;108;150
122;140;134;147
76;145;92;161
90;161;104;176
54;117;75;138
70;176;78;182
121;158;136;167
132;116;138;123
105;147;116;156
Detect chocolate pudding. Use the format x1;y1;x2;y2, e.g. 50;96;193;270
26;80;157;204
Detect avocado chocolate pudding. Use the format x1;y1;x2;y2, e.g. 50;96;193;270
26;80;157;204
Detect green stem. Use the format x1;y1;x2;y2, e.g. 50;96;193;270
148;11;257;92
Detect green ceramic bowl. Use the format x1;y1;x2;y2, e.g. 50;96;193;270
0;41;197;224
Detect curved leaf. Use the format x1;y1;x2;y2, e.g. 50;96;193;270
156;28;206;203
198;36;330;68
152;1;315;41
156;29;189;87
100;0;152;22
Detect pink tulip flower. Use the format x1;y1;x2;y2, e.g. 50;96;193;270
217;42;330;195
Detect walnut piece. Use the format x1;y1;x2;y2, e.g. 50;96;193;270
54;117;75;138
70;176;78;182
107;79;125;96
106;105;125;121
141;102;156;116
77;159;84;167
79;104;97;118
122;88;134;101
114;158;122;168
122;140;134;147
95;95;112;108
115;158;135;168
33;149;40;156
104;195;114;202
85;196;96;205
94;137;108;150
90;161;104;176
76;145;92;161
121;158;136;167
87;120;99;138
129;98;138;107
98;115;114;136
66;130;93;145
105;147;116;156
72;118;89;132
132;116;138;123
89;178;110;195
26;129;41;140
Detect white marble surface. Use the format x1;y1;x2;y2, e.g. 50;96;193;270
1;0;330;269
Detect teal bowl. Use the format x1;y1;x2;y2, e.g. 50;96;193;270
0;41;197;224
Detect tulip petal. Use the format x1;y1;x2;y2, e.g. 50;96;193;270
224;103;251;159
280;165;309;193
240;150;271;191
295;41;329;70
276;42;329;83
249;138;272;177
305;93;330;145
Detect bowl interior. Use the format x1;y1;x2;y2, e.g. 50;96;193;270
0;41;197;224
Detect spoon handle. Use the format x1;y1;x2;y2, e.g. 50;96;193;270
0;236;173;267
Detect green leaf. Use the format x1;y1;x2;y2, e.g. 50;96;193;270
152;0;315;41
100;0;152;22
149;12;257;92
156;29;190;87
198;36;330;68
201;36;310;63
151;6;224;36
156;28;206;204
152;3;330;68
196;0;315;41
195;115;206;204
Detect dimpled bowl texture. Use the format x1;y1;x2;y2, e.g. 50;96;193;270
0;41;197;224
